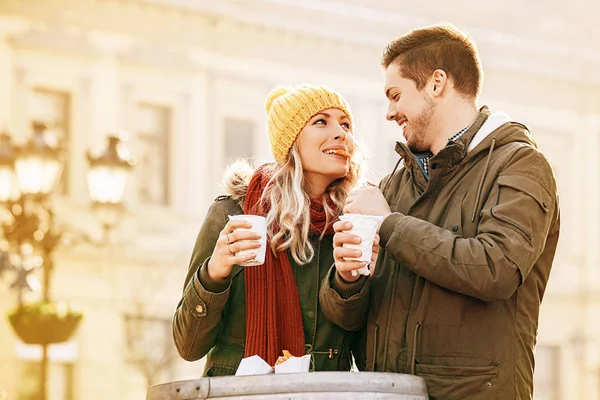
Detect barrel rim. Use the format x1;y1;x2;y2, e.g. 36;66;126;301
146;372;428;399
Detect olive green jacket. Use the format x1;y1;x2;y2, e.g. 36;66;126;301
173;167;365;376
320;107;560;399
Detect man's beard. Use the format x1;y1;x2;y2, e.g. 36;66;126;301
406;96;436;153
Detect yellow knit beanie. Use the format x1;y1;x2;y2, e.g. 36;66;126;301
265;84;354;164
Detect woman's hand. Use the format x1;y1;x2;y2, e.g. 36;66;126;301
207;219;263;280
332;221;367;282
332;222;381;282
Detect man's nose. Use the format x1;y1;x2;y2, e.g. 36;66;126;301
386;109;397;121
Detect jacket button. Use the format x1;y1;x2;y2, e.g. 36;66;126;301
195;305;204;313
486;381;492;388
307;310;315;318
451;225;459;232
431;163;438;170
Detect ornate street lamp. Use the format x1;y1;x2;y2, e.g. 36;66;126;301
1;121;135;400
87;134;135;236
87;134;134;204
14;121;63;197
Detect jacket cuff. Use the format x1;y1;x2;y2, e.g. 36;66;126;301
197;257;232;294
332;271;368;299
182;258;231;318
379;212;405;248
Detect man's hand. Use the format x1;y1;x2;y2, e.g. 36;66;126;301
370;233;380;278
344;186;392;219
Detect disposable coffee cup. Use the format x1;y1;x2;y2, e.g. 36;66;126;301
228;215;267;266
339;213;384;276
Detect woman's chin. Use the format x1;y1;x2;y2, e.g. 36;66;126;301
328;168;349;182
311;170;345;184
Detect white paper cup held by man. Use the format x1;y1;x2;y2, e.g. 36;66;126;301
228;214;267;266
339;213;384;276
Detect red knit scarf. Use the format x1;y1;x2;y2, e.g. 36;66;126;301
243;165;336;365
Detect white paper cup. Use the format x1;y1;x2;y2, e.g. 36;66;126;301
339;214;384;276
228;214;267;266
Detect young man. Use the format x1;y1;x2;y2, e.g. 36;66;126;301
320;24;560;399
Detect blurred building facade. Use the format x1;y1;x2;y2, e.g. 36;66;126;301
0;0;598;399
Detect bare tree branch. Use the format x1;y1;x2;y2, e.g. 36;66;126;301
123;266;177;386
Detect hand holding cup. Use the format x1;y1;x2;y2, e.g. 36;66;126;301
333;214;383;282
207;215;266;280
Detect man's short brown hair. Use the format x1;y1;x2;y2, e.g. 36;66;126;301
382;24;483;99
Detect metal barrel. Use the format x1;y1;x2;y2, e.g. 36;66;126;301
146;372;428;400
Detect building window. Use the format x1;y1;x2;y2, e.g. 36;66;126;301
533;345;560;400
15;342;76;400
29;89;71;195
136;104;170;205
223;117;255;169
18;361;74;400
124;314;177;387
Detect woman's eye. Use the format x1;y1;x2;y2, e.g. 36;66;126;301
341;122;351;130
392;93;400;100
314;119;326;125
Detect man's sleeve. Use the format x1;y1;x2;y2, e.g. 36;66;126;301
379;147;559;302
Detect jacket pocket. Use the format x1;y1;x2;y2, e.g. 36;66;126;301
415;363;498;400
203;344;244;377
496;175;551;214
491;174;552;246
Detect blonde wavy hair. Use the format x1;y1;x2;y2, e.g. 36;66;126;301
260;142;363;265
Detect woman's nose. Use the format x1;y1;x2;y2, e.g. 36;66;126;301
334;125;347;141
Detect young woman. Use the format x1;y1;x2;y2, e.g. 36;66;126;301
173;84;372;376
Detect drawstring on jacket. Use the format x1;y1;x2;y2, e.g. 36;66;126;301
471;138;496;222
409;322;422;375
381;155;403;195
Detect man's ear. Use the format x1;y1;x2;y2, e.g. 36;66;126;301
431;69;448;97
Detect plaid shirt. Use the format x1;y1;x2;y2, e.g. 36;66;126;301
415;125;471;180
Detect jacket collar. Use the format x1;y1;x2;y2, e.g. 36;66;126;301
392;106;498;186
394;106;501;164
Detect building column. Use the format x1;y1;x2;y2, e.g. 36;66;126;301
88;31;134;154
181;71;210;216
74;30;134;400
582;89;600;400
0;16;29;135
0;16;29;400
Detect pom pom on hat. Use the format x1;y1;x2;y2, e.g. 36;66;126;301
265;86;291;114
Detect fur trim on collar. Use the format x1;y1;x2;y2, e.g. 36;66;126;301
220;159;256;205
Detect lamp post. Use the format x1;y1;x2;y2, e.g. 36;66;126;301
87;134;135;240
0;121;135;400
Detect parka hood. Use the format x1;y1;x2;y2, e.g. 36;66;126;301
220;159;256;206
